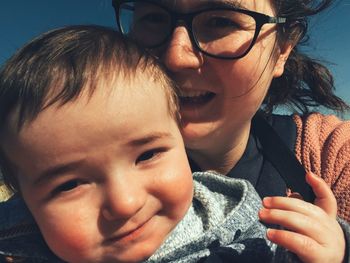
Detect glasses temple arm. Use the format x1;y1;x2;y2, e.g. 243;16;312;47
268;17;287;24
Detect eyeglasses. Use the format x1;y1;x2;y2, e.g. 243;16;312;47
112;0;287;60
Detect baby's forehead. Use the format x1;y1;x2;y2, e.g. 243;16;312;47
94;68;170;99
2;78;167;142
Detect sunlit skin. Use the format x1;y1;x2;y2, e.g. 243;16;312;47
1;75;193;263
153;0;292;174
259;172;345;263
148;1;346;262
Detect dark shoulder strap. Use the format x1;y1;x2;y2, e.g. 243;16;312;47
252;112;315;202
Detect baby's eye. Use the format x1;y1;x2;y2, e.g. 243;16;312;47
136;148;165;164
54;180;81;193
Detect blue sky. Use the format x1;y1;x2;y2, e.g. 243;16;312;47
1;0;349;110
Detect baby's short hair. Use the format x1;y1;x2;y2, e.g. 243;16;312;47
0;25;180;192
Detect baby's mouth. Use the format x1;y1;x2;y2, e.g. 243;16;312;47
178;90;216;106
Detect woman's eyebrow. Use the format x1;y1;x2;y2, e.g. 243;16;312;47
187;0;246;10
204;1;245;9
160;0;246;11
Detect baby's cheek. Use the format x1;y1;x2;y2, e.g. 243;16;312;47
157;167;193;216
41;218;95;261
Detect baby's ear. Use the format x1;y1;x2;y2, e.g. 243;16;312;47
273;42;293;78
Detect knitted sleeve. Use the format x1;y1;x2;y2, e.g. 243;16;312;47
293;113;350;222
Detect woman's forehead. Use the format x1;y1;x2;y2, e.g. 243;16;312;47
157;0;274;13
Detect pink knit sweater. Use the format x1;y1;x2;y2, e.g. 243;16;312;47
294;113;350;221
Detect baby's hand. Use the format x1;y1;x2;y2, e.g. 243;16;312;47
258;172;346;263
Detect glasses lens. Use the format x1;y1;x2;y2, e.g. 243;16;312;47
119;2;172;47
193;10;256;58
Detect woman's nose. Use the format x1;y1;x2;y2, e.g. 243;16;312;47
102;176;145;221
163;26;203;72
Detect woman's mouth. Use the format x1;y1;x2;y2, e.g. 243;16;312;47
179;91;216;106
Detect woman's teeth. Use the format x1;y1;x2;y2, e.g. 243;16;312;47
179;90;210;98
179;91;215;104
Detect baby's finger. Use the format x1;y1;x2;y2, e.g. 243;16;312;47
267;228;320;263
306;172;337;217
262;196;325;221
259;208;327;243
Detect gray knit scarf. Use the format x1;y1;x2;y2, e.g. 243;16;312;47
145;171;278;263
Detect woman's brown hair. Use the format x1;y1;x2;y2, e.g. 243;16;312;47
265;0;349;114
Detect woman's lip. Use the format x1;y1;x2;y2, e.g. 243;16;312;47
178;88;214;97
179;92;216;107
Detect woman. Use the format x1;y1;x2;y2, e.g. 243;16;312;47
112;0;350;222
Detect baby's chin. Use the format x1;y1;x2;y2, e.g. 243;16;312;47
91;252;153;263
57;254;149;263
61;246;157;263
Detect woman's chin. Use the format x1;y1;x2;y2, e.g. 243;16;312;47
181;121;219;150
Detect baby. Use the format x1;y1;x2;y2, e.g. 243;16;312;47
0;25;348;263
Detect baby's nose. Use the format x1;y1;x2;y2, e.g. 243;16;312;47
102;176;146;221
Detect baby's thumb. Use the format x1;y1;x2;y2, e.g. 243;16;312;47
306;172;337;218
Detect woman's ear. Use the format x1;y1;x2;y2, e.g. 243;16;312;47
273;42;294;78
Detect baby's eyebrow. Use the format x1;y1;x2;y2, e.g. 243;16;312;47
33;160;83;186
32;132;174;185
127;132;174;147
